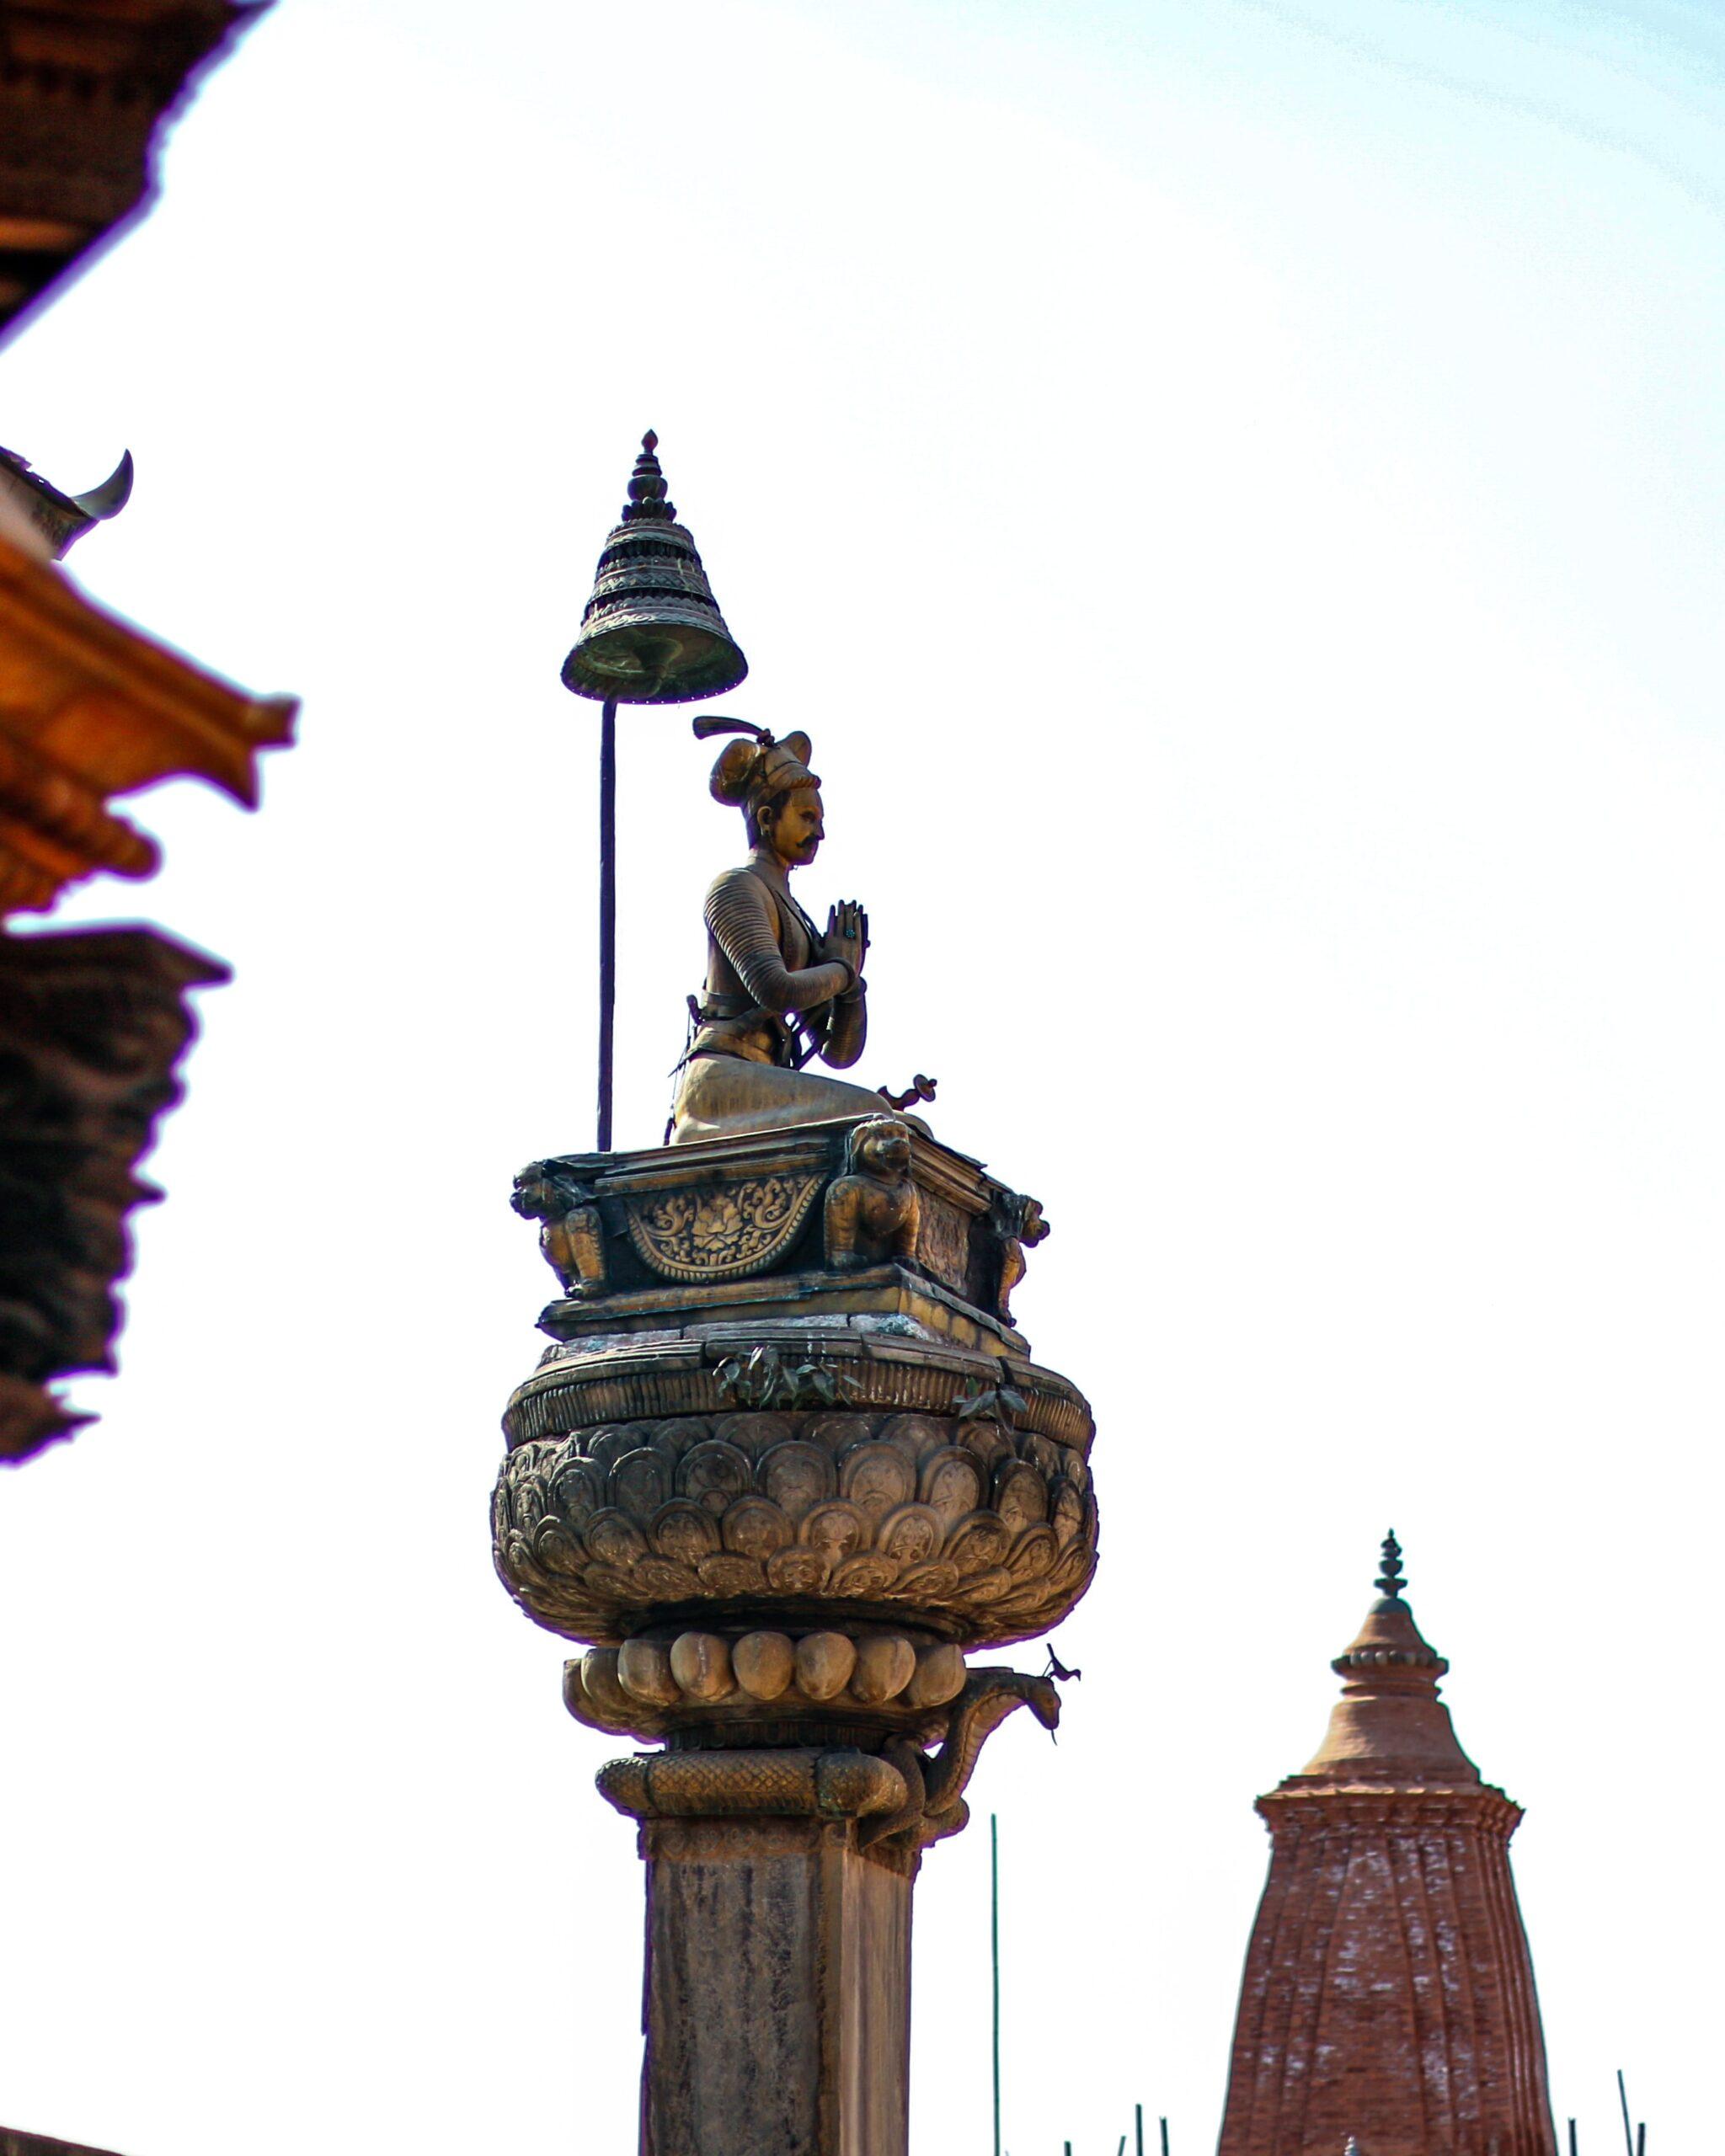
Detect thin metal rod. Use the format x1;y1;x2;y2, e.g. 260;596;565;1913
597;697;617;1152
1135;2103;1144;2156
1617;2072;1634;2156
1160;2119;1170;2156
1569;2121;1578;2156
991;1813;1001;2156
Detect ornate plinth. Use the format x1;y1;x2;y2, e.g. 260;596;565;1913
493;1116;1094;2156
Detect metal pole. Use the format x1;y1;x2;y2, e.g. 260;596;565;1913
1568;2121;1578;2156
1617;2072;1634;2156
1160;2119;1170;2156
991;1813;1001;2156
597;696;617;1151
1135;2104;1144;2156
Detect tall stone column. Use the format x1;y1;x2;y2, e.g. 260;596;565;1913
493;1118;1095;2156
611;1756;917;2153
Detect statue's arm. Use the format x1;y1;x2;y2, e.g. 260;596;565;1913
706;873;852;1015
810;896;866;1067
820;979;867;1068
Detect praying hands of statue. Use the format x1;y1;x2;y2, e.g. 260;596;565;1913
825;899;868;994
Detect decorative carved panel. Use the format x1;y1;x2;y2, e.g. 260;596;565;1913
913;1190;970;1296
622;1173;825;1281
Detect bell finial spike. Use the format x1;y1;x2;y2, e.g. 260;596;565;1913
1375;1529;1406;1603
623;430;674;524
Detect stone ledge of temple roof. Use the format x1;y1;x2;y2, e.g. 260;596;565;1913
1331;1641;1446;1672
1255;1786;1525;1834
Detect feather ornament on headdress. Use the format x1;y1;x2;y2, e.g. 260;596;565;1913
692;714;819;810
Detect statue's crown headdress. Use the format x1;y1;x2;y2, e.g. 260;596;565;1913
693;715;819;811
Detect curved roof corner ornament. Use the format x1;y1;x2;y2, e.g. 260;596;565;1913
69;448;135;532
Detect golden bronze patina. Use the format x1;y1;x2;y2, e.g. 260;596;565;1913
670;718;890;1143
562;434;747;705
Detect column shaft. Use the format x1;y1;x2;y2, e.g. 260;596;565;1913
641;1816;913;2156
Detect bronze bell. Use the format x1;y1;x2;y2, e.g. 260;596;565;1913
562;432;748;704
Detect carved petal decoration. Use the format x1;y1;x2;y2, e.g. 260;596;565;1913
652;1498;720;1565
920;1448;985;1524
534;1522;585;1577
585;1510;648;1567
622;1172;825;1281
634;1556;702;1599
831;1553;900;1598
493;1405;1099;1649
759;1440;836;1519
722;1496;793;1559
944;1513;1012;1575
766;1545;832;1595
612;1449;670;1515
878;1502;944;1567
697;1552;766;1595
840;1442;916;1523
889;1560;961;1602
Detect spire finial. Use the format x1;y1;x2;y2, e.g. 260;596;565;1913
622;430;674;525
1297;1527;1472;1782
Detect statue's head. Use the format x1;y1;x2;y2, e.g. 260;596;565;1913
704;722;824;867
756;782;824;867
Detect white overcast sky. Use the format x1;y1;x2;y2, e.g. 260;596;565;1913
1;3;1720;2152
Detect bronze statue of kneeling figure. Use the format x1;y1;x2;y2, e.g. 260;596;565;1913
671;718;924;1144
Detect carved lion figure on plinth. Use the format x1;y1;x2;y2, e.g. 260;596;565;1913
824;1116;920;1272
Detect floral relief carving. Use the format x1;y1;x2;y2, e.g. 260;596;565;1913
493;1403;1097;1650
622;1172;825;1281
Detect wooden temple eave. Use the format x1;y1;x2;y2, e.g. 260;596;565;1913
0;0;265;337
1;2125;129;2156
0;522;294;1460
0;527;296;913
0;921;228;1461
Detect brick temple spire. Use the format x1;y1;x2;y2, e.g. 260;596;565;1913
1218;1535;1557;2156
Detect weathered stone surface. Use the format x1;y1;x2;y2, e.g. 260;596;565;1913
499;1114;1090;2156
733;1629;795;1699
638;1817;911;2156
796;1630;857;1702
509;1310;1086;1439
